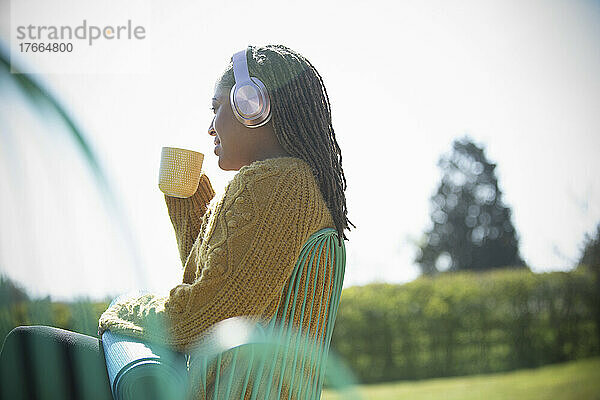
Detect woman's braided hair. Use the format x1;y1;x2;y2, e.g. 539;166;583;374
217;44;353;242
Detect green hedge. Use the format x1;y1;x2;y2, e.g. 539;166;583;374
2;268;598;386
330;266;599;383
0;298;110;343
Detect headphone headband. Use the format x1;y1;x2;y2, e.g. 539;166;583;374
232;49;251;86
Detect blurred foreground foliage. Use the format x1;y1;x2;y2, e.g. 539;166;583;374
331;266;598;383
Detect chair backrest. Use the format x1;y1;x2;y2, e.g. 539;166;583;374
192;227;346;399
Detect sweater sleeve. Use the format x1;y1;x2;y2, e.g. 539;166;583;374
98;162;328;352
164;173;215;267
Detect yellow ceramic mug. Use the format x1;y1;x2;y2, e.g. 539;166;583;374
158;147;204;198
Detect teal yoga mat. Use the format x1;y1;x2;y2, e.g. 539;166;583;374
101;293;188;399
101;330;188;400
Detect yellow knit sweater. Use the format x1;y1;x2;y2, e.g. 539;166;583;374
98;156;336;396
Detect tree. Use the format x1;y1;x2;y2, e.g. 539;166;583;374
579;223;600;270
416;136;526;275
577;222;600;348
0;274;29;305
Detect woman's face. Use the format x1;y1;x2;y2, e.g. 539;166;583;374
208;81;254;171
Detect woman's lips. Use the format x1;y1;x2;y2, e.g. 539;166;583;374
214;137;221;156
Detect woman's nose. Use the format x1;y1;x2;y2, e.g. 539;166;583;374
208;116;216;136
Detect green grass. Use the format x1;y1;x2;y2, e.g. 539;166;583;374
322;357;600;400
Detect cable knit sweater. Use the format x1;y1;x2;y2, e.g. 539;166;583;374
98;156;335;368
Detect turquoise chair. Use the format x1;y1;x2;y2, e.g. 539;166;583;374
186;227;353;399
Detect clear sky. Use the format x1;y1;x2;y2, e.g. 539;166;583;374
1;0;599;300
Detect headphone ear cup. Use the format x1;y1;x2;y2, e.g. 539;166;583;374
230;77;272;128
234;83;262;117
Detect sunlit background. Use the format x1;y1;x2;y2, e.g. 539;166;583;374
1;0;599;301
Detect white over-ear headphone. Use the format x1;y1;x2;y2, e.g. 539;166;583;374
230;47;272;128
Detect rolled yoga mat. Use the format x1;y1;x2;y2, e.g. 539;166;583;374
101;331;187;400
101;293;188;400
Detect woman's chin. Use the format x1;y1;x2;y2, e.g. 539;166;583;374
217;157;238;171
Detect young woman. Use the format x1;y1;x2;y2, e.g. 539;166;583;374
0;44;351;399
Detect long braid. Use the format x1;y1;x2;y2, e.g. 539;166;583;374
219;45;354;244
